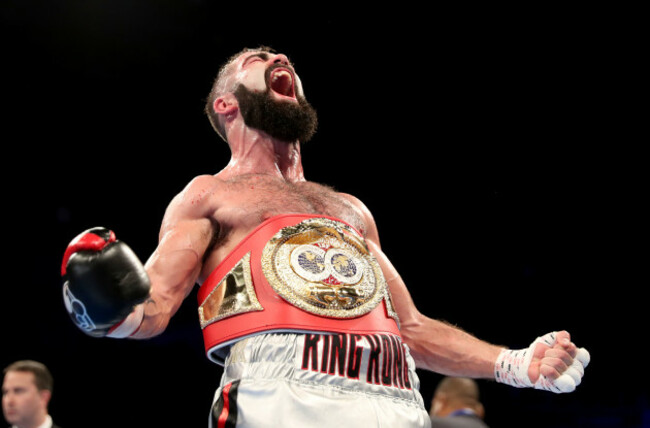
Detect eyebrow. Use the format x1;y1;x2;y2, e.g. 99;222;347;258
242;52;270;65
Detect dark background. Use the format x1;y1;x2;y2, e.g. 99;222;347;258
1;2;643;427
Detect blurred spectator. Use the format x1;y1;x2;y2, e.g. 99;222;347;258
2;360;61;428
430;377;489;427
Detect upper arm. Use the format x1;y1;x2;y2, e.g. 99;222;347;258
147;175;217;292
136;176;218;336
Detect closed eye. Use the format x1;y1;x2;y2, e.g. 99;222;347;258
243;53;269;67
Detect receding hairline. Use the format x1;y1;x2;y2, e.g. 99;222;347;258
216;45;277;91
205;45;277;141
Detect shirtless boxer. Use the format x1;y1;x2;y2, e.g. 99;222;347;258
61;46;590;427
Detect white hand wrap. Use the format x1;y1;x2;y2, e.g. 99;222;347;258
494;332;590;393
106;304;144;338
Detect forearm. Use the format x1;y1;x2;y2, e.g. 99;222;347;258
401;314;503;379
369;242;501;378
357;204;590;391
131;247;202;339
130;213;214;338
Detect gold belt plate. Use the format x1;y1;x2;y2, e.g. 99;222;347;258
261;217;387;318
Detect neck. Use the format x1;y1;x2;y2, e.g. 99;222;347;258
15;413;50;428
222;122;305;182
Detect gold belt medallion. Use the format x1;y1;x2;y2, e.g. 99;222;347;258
261;217;386;318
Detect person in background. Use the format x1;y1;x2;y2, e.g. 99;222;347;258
430;377;489;428
2;361;61;428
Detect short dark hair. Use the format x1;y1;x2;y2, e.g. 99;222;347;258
204;46;276;141
4;360;53;392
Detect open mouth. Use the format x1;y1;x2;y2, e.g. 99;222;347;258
269;68;296;99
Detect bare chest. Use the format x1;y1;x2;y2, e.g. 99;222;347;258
210;175;365;258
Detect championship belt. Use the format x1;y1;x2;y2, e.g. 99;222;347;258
261;217;387;319
197;214;400;365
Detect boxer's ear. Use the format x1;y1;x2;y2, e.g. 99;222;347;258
213;93;238;116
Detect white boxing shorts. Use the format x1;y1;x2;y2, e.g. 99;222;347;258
209;332;431;428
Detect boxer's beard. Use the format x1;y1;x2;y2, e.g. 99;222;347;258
234;84;318;143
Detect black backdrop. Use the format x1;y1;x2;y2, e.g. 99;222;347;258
1;2;643;427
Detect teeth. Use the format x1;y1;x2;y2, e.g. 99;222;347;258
270;69;293;96
272;70;291;82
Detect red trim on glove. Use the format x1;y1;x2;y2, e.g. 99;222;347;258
61;230;116;276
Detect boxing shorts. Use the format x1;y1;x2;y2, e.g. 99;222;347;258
209;332;431;428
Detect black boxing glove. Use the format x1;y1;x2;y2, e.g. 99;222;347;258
61;227;151;338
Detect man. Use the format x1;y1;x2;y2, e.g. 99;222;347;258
2;361;61;428
61;46;590;427
429;377;489;428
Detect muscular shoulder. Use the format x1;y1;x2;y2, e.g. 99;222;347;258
159;175;222;230
181;174;221;199
337;192;371;217
167;174;222;211
336;192;380;242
